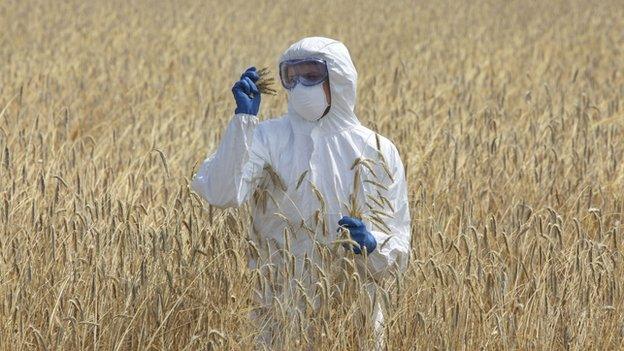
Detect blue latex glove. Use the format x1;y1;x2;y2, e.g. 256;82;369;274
338;216;377;255
232;67;261;115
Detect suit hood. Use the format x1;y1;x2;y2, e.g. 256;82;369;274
279;37;360;134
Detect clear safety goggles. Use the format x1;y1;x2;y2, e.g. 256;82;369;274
279;58;329;90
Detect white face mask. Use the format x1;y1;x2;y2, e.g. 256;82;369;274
287;84;329;122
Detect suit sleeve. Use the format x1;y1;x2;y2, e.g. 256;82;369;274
366;143;411;279
191;113;269;208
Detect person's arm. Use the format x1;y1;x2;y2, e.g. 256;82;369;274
366;146;411;278
340;141;411;279
191;113;268;208
191;67;269;208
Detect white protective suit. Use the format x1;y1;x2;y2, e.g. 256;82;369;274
191;37;411;345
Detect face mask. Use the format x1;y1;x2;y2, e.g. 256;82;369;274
287;84;329;122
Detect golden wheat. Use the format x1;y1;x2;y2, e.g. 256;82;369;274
1;0;623;349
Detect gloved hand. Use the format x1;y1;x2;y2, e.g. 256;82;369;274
338;216;377;254
232;67;261;115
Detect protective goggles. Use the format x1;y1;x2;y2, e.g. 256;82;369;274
279;58;329;90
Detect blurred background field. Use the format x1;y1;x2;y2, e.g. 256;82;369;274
1;0;624;349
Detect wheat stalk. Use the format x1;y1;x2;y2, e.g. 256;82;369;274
257;67;277;95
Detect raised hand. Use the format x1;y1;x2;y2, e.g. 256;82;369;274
232;67;261;115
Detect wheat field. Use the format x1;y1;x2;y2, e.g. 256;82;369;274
1;0;624;349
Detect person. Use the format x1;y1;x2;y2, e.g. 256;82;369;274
191;36;411;348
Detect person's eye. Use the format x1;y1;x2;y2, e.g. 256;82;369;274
304;73;321;80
